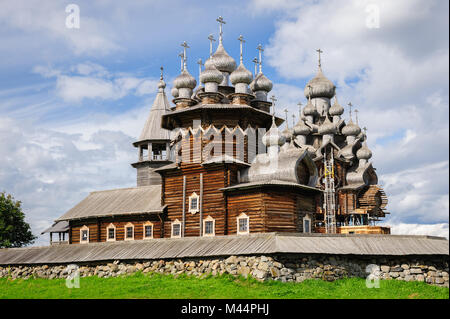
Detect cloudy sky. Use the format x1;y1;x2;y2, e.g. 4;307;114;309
0;0;448;245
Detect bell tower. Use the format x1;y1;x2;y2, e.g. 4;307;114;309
131;67;172;186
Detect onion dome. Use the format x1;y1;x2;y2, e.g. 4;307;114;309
329;96;344;116
262;118;286;147
212;42;236;73
230;63;253;85
304;67;335;99
174;69;197;90
342;119;361;136
318;116;336;135
250;72;273;92
356;142;372;160
303;97;316;116
293;119;311;136
282;127;292;142
200;58;223;84
171;87;179;98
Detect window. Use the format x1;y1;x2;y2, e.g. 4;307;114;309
143;221;153;239
80;225;89;244
303;216;311;233
171;219;182;238
237;213;249;235
107;223;116;241
203;216;215;237
189;192;199;214
125;223;134;240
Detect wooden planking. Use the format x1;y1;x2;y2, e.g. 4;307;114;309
1;233;448;265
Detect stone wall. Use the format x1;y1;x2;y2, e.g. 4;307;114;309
0;254;448;287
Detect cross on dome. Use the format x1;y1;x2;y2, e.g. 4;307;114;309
316;48;323;69
238;35;245;64
208;34;215;57
216;16;226;43
257;44;264;73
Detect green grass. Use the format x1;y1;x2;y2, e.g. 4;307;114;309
0;272;448;299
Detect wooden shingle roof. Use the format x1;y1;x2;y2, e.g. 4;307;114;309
55;185;164;221
0;233;447;265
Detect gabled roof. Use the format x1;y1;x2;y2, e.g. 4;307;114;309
135;88;171;145
56;186;164;221
41;221;69;234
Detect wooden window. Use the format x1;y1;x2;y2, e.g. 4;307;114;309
171;219;182;238
143;221;153;239
203;216;215;237
125;223;134;240
80;225;89;244
189;192;199;214
237;213;249;235
107;223;116;241
303;216;311;233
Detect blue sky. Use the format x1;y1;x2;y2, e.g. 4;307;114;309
0;0;448;245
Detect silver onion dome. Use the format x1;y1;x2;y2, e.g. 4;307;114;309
230;63;253;85
341;119;361;136
318;116;336;135
250;72;273;92
329;96;344;116
356;143;372;160
212;42;236;73
303;97;316;116
281;127;292;142
304;68;335;99
200;58;223;84
262;118;286;147
174;69;197;90
171;87;179;98
293;119;311;136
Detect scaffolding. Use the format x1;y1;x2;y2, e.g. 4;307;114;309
323;149;337;234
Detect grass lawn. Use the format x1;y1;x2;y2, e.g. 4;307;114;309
0;272;448;299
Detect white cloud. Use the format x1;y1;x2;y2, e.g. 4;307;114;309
388;223;449;239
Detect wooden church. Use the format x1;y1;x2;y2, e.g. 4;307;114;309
43;17;389;245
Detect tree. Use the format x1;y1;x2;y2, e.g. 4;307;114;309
0;192;36;248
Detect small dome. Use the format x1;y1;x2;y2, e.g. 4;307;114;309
282;127;292;142
250;72;273;92
212;43;236;73
304;68;335;99
158;79;166;91
200;58;223;84
230;63;253;85
329;96;344;116
171;87;179;98
342;119;361;136
303;98;316;116
356;143;372;160
262;119;286;147
293;119;311;136
174;69;197;90
318;116;336;135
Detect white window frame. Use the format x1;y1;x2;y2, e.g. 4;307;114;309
237;213;250;235
188;192;200;214
143;221;154;239
202;215;215;237
124;222;135;241
303;215;311;233
106;223;116;242
171;219;182;238
80;225;89;244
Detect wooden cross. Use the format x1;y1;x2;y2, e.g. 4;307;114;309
160;66;164;80
257;44;264;73
284;109;289;128
297;102;303;117
238;35;245;63
178;52;184;72
197;59;203;83
180;41;190;70
270;95;277;115
354;109;359;125
316;48;323;68
292;113;296;127
347;102;353;120
216;16;226;41
208;34;215;57
252;57;259;75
